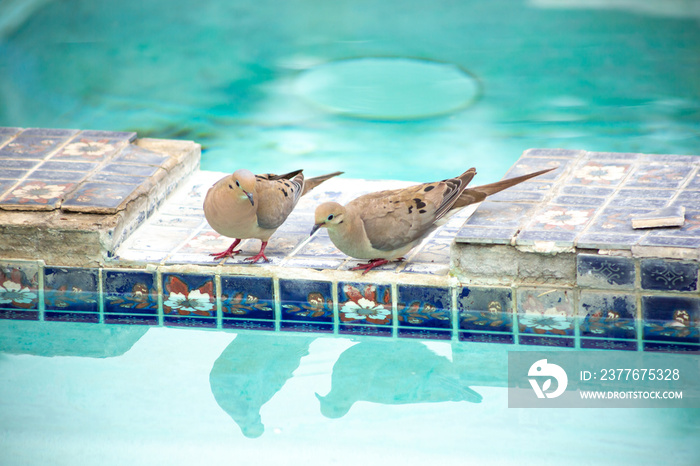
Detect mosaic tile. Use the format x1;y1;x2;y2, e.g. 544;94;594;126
525;205;595;232
624;164;694;189
396;284;451;333
458;331;514;344
100;163;160;177
519;335;574;348
579;292;636;339
220;275;275;329
337;282;392;335
580;339;637;351
577;254;635;289
0;261;40;321
279;279;334;332
44;266;99;322
464;202;537;227
0;137;68;159
643;342;700;354
103;270;158;325
27;169;87;183
641;259;698;292
162;273;217;328
569;161;631;186
454;226;517;244
642;296;699;344
61;182;140;212
54;136;125;162
0;180;76;210
517;288;574;337
457;286;512;333
113;144;169;165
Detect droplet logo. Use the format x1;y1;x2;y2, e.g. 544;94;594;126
528;359;568;399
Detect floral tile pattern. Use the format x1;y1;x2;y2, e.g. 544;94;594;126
570;161;631;186
103;270;158;325
220;275;275;330
0;261;40;321
640;259;698;292
642;296;699;345
44;267;99;322
0;136;70;159
279;279;334;333
458;286;512;334
0;180;76;210
579;292;636;339
517;289;574;339
162;273;217;328
61;182;140;211
338;282;392;336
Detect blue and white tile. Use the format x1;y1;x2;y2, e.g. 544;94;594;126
0;261;40;321
579;292;636;340
338;282;392;336
458;286;512;333
577;254;635;289
517;288;574;339
279;279;334;333
220;275;275;330
642;296;699;344
162;273;217;328
641;259;698;292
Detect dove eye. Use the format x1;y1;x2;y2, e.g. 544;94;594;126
235;180;240;187
327;214;334;221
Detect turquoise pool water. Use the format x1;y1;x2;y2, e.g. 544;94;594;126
1;320;699;465
1;0;699;182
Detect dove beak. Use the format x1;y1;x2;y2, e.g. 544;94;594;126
310;223;323;236
245;191;254;206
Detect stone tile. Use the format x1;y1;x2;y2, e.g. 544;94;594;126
44;266;99;322
162;273;217;328
0;261;40;321
61;182;140;212
103;269;158;325
624;164;694;189
220;275;275;330
457;286;512;333
579;292;636;339
577;254;635;289
517;288;574;338
396;284;451;333
641;259;698;292
279;279;334;333
338;282;392;336
0;180;77;211
569;161;632;186
0;136;69;159
642;295;699;344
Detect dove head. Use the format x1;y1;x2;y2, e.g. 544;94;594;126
311;202;346;235
229;169;256;206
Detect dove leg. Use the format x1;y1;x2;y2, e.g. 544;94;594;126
244;241;270;263
210;238;242;260
350;258;391;274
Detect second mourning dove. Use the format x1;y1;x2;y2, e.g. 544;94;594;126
204;169;342;263
311;167;555;273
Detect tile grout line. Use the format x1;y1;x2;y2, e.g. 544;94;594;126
391;282;398;339
451;285;459;342
38;261;45;322
98;268;104;324
273;277;281;332
215;273;222;330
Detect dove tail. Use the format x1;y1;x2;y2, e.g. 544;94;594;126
302;171;344;196
454;166;556;208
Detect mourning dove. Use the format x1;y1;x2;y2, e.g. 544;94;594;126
311;167;555;273
204;169;342;263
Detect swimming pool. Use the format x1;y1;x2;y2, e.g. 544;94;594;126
1;0;699;182
1;1;699;464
